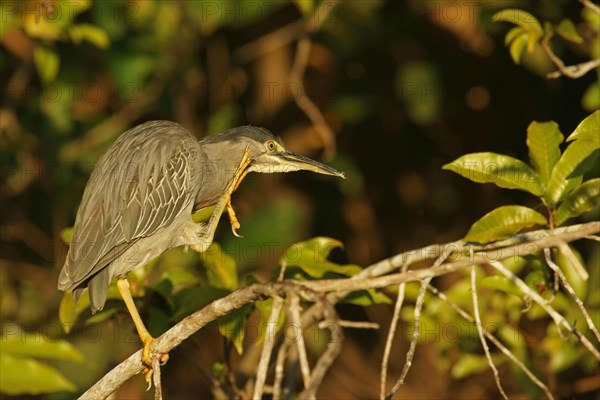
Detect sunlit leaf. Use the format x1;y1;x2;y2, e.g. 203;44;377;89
280;237;361;278
192;205;215;223
294;0;314;15
255;298;285;343
60;227;74;245
464;205;547;243
492;9;543;38
0;354;77;395
554;178;600;226
34;45;60;83
509;33;528;64
566;110;600;142
200;243;238;291
443;153;543;196
526;121;563;188
546;140;599;206
556;19;583;43
504;26;525;45
69;23;110;49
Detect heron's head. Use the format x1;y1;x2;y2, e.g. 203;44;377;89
203;126;345;178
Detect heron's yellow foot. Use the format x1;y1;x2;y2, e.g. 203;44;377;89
140;336;169;389
226;201;242;237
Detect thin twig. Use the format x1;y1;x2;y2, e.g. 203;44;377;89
471;264;508;399
584;235;600;242
557;242;589;281
428;285;556;400
253;295;284;400
544;248;600;344
234;20;306;63
152;358;162;400
287;293;311;390
271;341;287;400
579;0;600;15
385;278;431;400
288;0;340;160
380;282;406;400
540;31;600;79
299;290;343;400
489;260;600;361
318;320;379;329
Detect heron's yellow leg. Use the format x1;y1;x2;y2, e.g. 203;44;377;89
116;278;169;385
226;149;252;236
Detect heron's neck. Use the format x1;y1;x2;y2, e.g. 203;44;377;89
193;141;247;210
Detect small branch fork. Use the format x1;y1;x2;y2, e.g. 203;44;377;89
540;0;600;80
79;221;599;399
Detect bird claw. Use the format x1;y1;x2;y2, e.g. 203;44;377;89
227;201;243;238
140;337;169;390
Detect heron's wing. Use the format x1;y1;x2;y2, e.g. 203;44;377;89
59;123;199;288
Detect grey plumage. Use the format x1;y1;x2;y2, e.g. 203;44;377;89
58;120;344;312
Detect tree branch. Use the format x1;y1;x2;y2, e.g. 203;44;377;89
79;222;599;399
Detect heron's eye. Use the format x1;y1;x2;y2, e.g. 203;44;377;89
266;140;276;151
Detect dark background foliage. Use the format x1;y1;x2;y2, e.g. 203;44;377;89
1;0;598;398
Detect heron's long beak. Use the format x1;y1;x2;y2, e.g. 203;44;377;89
250;151;345;178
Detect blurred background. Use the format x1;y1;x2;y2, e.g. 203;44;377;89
1;0;598;399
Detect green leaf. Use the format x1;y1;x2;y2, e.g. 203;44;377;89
464;205;548;243
0;354;77;395
556;19;583;43
34;45;60;83
341;289;392;306
173;285;229;320
255;298;285;343
192;205;215;223
546;140;600;206
160;267;200;291
492;9;543;38
294;0;314;15
554;179;600;226
480;275;522;297
504;26;525;45
582;82;600;111
509;33;528;64
60;227;73;245
452;354;496;379
84;308;119;326
556;245;587;299
443;153;543;196
59;284;121;333
200;243;238;291
280;237;361;278
69;23;110;49
0;331;83;363
218;304;252;355
567;110;600;142
526;121;564;188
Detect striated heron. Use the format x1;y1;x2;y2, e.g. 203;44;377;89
57;120;344;382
